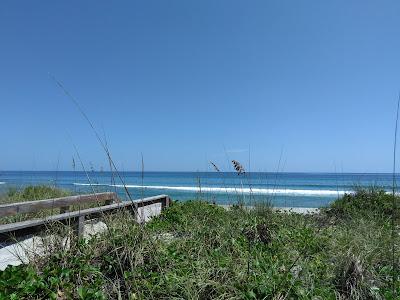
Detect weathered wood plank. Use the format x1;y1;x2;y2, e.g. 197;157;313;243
0;192;118;217
0;194;168;243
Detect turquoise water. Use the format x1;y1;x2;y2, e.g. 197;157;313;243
0;171;398;208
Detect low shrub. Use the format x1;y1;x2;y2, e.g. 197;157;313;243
324;187;400;219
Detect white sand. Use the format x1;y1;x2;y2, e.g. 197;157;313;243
274;207;319;214
219;204;319;214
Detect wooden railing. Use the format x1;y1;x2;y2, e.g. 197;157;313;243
0;192;119;217
0;193;170;243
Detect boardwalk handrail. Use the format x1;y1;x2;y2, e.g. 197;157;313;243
0;192;118;217
0;194;170;243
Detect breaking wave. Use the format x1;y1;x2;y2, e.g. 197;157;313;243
73;182;348;197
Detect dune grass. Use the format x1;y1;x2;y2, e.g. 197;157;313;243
0;187;399;299
2;201;320;299
1;185;71;205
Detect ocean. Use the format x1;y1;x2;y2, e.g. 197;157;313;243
0;171;398;208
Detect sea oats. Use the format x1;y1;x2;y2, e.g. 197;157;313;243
232;160;245;175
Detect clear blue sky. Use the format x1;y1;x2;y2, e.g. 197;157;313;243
1;1;399;172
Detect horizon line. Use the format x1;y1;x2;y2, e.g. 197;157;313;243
1;170;399;175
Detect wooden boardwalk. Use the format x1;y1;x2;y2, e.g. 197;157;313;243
0;193;170;243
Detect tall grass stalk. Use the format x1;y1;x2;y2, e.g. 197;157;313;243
52;75;166;286
51;75;134;202
391;93;400;297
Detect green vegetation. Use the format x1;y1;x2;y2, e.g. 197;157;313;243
4;185;70;204
325;187;400;218
0;188;399;299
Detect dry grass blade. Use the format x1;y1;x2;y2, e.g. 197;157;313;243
391;92;400;297
51;74;134;202
210;161;220;172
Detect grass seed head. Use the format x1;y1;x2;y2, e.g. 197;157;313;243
232;160;245;175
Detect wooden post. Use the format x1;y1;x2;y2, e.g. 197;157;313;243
74;215;85;238
161;196;170;211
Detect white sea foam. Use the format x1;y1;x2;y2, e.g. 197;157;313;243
0;182;5;185
73;183;347;197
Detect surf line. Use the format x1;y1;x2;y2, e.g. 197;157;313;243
73;182;347;196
